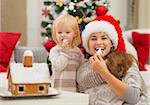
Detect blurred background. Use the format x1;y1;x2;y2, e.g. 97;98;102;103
0;0;150;47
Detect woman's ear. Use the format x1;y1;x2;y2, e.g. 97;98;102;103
110;40;114;50
111;46;115;51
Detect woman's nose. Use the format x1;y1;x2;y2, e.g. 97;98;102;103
96;39;103;44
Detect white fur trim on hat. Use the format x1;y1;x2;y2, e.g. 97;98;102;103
82;21;118;54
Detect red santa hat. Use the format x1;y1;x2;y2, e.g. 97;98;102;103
82;6;126;54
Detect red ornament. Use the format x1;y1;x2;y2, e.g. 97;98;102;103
43;40;56;52
79;39;83;46
79;47;85;53
96;5;108;16
42;8;50;17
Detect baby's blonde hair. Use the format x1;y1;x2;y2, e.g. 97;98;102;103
52;14;81;47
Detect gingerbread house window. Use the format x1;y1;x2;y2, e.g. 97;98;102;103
39;86;44;91
18;85;25;93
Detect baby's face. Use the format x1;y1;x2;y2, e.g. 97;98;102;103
55;25;75;46
88;32;113;57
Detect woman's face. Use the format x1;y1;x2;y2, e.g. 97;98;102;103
88;32;113;57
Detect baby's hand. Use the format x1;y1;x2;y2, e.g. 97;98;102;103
62;39;70;48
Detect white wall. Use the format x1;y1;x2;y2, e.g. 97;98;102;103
27;0;43;47
26;0;128;47
138;0;150;28
109;0;127;30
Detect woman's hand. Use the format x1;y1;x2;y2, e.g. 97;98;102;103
90;54;128;97
89;54;109;75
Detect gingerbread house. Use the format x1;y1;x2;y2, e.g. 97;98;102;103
7;50;51;96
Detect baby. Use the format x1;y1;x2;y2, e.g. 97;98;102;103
49;14;84;92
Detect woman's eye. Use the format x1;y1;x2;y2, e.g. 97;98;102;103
101;37;107;40
91;38;97;40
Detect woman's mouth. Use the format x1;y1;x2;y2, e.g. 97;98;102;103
95;48;104;55
95;48;104;51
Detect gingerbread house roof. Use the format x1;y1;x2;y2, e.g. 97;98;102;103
9;63;51;84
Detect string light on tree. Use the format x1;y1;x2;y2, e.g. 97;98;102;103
41;0;110;39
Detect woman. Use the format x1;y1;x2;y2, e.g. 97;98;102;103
77;15;147;105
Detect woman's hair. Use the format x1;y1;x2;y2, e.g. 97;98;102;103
106;51;137;80
52;14;81;47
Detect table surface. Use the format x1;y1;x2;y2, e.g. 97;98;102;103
0;73;89;105
1;65;149;105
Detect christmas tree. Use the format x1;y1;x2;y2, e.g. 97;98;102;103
41;0;110;40
41;0;110;75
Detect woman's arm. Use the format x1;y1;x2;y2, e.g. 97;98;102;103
100;70;141;104
90;54;127;96
90;55;141;104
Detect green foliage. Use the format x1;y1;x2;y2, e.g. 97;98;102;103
41;0;110;39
